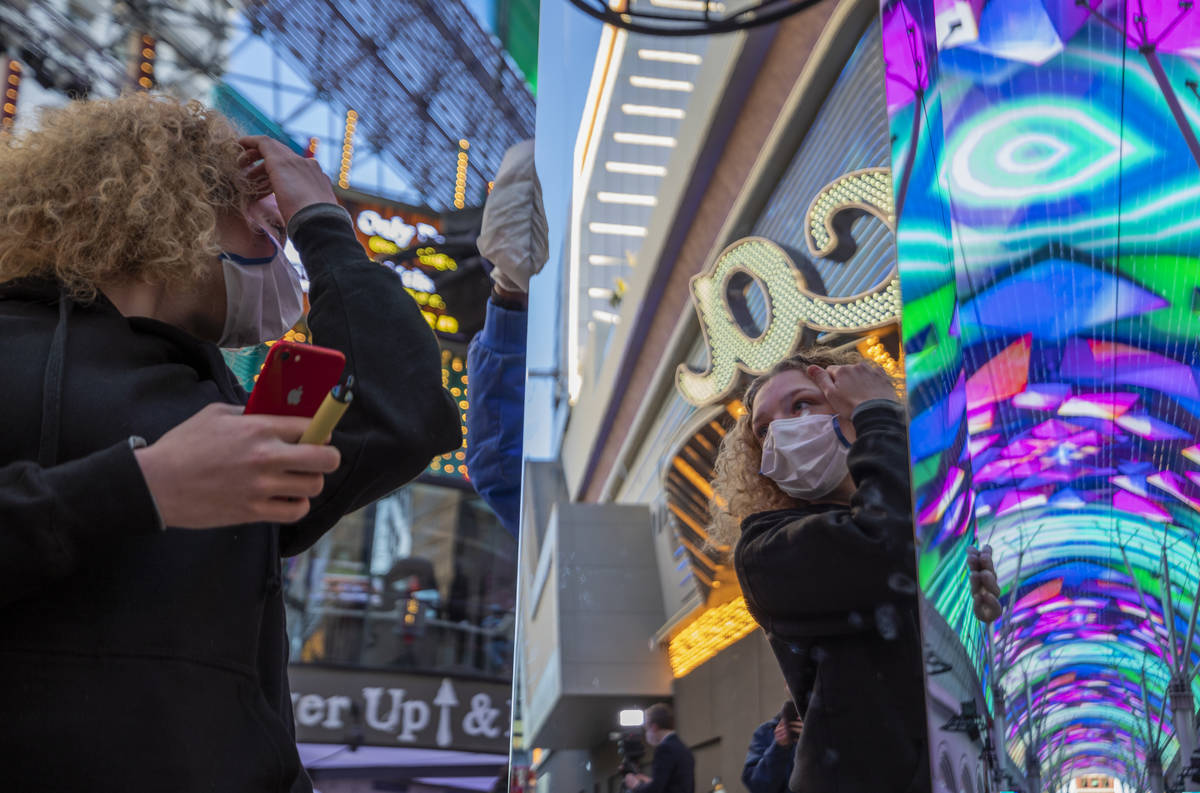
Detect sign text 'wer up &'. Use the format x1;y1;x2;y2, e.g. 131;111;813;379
288;668;509;752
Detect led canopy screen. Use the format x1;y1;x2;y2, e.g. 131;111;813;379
884;0;1200;784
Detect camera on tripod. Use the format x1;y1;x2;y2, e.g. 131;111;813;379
616;731;646;776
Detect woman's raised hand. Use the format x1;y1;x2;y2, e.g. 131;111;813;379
806;362;899;433
238;135;338;224
967;544;1003;623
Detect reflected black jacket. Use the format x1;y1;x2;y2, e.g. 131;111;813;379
0;205;461;792
631;733;696;793
734;403;931;793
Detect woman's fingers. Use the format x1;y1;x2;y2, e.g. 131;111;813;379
973;594;1002;623
265;472;327;499
238;146;263;168
970;569;1000;597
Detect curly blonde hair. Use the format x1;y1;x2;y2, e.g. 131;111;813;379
707;345;865;552
0;92;252;300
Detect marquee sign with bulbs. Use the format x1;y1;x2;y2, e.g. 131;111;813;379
676;168;902;407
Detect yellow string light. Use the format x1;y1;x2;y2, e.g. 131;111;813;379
135;35;156;91
338;110;358;189
454;139;469;209
856;334;905;396
667;597;759;677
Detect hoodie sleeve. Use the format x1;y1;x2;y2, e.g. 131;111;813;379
733;402;917;624
278;204;462;555
0;442;162;607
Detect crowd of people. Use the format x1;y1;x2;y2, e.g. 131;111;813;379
0;90;1002;793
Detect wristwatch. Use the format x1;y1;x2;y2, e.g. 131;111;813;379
490;284;528;311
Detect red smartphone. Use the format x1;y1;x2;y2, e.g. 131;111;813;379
243;341;346;418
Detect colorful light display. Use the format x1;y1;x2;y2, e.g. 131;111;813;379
885;0;1200;781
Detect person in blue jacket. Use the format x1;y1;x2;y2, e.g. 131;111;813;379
464;140;547;536
743;701;802;793
465;281;528;537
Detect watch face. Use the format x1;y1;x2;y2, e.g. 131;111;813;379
491;290;527;310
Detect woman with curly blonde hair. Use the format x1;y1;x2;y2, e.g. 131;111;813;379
0;93;460;791
709;347;927;793
710;347;1002;793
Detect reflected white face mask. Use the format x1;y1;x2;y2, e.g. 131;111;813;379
760;413;851;500
217;237;305;349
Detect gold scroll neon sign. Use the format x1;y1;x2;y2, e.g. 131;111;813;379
676;168;900;407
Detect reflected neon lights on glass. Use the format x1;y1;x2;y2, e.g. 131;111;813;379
588;254;626;265
588;222;648;237
629;75;694;92
646;0;726;13
636;49;703;65
613;132;677;147
605;161;668;176
592;310;620;324
597;191;659;206
621;103;686;119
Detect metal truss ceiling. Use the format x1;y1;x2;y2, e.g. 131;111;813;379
242;0;535;210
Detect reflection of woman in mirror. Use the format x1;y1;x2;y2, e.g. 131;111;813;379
709;347;944;793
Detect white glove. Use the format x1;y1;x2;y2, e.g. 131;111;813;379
477;139;548;293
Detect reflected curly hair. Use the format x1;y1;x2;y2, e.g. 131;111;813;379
707;345;864;554
0;92;252;300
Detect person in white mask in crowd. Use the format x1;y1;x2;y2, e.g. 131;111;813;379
708;348;1000;793
0;92;460;792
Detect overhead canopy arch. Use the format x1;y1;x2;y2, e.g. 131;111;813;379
884;0;1200;783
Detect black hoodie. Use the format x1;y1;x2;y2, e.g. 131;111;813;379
0;205;461;791
734;403;931;793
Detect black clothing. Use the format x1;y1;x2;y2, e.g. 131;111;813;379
0;208;461;791
734;403;930;793
631;733;695;793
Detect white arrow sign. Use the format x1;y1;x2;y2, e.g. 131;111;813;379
433;678;459;748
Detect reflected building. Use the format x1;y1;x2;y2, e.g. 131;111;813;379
520;0;993;790
285;483;515;680
530;0;1200;790
263;191;521;792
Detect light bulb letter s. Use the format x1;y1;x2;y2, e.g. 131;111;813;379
675;169;902;407
676;238;810;406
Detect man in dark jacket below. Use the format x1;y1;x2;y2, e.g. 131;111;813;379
0;94;460;791
624;704;696;793
742;701;802;793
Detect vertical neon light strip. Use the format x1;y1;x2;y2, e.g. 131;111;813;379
338;109;357;190
568;25;626;403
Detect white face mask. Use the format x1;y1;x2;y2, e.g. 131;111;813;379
217;237;305;349
760;413;852;500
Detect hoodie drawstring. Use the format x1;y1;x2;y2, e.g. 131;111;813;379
38;294;72;467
